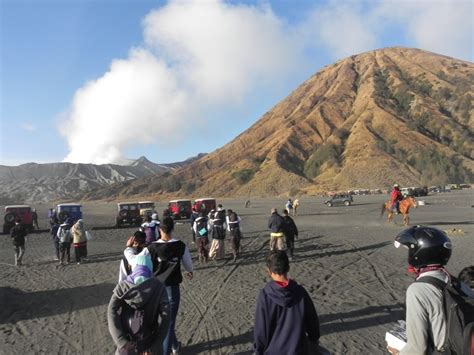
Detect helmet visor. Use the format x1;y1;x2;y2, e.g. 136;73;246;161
395;228;418;248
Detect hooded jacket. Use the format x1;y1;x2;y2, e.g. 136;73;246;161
254;279;320;355
108;278;170;354
71;220;87;244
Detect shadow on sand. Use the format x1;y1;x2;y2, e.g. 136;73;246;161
180;303;404;353
0;282;115;324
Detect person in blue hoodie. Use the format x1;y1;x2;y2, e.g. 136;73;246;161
254;251;320;355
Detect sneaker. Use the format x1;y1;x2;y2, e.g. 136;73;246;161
172;342;182;355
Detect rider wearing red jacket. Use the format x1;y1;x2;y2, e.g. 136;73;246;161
391;184;403;214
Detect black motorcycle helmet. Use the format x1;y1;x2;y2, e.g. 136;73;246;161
394;225;452;268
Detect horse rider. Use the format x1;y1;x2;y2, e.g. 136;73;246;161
391;184;403;214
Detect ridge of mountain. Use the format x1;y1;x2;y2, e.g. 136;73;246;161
88;47;473;200
0;154;206;203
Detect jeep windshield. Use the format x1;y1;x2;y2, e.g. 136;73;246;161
119;205;138;211
138;203;154;209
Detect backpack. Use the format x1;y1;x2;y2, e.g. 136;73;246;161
59;227;71;243
229;212;238;223
144;225;157;244
417;276;474;355
196;218;208;238
119;303;158;353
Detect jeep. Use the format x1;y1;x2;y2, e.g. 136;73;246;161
57;203;83;223
3;205;34;233
193;198;217;216
138;201;156;219
168;199;192;220
116;202;142;228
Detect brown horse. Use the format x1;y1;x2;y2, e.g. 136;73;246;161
381;196;417;226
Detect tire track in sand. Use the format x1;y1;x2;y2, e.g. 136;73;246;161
181;231;267;353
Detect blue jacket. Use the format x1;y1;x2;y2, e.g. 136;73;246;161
254;279;320;354
268;213;284;233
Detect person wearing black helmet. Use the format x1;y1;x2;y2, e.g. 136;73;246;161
389;225;453;354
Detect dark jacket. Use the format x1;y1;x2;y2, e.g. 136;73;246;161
283;216;298;238
268;213;285;233
147;240;187;285
254;279;320;355
107;278;169;355
10;224;27;246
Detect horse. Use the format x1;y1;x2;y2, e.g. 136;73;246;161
293;199;299;216
381;195;417;226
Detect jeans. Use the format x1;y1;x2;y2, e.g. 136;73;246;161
163;285;180;355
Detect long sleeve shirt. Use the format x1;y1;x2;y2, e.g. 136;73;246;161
400;270;449;355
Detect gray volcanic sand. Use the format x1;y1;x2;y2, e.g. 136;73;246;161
0;190;473;354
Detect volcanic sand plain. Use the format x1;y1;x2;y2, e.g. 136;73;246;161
0;190;473;354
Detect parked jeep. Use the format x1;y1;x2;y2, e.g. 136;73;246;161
325;194;353;207
57;203;83;223
138;201;156;220
168;199;192;220
193;198;217;216
3;205;34;234
116;202;142;228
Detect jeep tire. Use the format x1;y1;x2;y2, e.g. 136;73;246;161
58;211;69;223
344;200;351;206
326;202;333;207
4;212;16;224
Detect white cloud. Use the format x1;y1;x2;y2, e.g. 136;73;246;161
20;122;36;132
62;0;303;164
375;0;473;61
302;1;377;59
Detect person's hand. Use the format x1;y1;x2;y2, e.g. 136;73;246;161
186;272;193;280
120;341;136;353
126;236;135;247
387;345;399;354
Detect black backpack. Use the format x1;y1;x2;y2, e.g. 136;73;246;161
417;276;474;355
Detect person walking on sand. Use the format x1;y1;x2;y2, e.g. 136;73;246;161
190;207;199;244
141;215;158;245
268;208;285;252
193;212;209;262
208;206;226;261
31;208;39;229
254;251;321;355
11;218;28;266
119;230;149;282
285;198;293;215
226;209;242;263
50;217;60;260
57;218;73;265
282;209;298;260
71;219;88;264
147;217;193;355
108;253;170;355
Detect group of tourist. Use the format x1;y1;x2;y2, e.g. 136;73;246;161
9;200;473;354
50;216;90;265
109;216;192;355
268;208;299;260
190;204;243;263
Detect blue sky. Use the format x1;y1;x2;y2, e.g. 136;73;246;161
1;0;472;165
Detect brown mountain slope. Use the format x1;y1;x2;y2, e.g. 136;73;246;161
86;47;474;200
